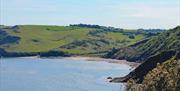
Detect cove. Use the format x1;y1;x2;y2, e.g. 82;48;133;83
0;57;131;91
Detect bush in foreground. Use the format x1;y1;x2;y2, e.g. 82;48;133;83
126;57;180;91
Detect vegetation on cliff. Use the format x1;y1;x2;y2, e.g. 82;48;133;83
126;57;180;91
109;26;180;89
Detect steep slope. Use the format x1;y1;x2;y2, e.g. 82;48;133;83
110;50;180;83
109;26;180;84
126;58;180;91
105;26;180;62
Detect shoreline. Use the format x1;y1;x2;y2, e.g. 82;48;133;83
63;56;140;68
15;56;140;68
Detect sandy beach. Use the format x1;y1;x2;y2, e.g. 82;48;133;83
62;56;140;68
17;56;140;68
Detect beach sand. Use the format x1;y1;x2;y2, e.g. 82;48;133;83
17;56;140;68
62;56;140;68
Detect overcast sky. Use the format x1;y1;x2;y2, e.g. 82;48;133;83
0;0;180;29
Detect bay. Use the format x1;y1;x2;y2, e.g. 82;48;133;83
0;57;130;91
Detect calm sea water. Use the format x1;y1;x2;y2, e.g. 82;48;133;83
0;58;130;91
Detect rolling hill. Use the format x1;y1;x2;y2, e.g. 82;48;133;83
0;24;159;57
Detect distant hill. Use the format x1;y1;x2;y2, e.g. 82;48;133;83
105;26;180;62
0;24;161;57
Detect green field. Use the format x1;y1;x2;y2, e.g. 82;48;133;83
0;25;149;56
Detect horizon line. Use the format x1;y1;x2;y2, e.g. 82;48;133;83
1;23;179;30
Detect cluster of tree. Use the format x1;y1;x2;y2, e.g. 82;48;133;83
128;35;135;39
70;24;123;32
137;29;166;34
70;24;101;28
137;29;166;37
39;50;69;57
0;49;70;57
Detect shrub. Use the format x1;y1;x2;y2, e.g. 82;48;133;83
126;57;180;91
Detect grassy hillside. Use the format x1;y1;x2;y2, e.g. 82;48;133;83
105;26;180;61
0;24;154;56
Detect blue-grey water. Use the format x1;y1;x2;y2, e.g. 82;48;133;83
0;58;130;91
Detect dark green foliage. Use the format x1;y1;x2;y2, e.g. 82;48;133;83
137;29;166;35
70;24;101;28
129;35;135;39
31;39;39;43
39;50;69;57
0;49;70;57
126;57;180;91
0;48;38;57
0;29;20;45
71;24;126;33
106;47;118;58
0;48;7;56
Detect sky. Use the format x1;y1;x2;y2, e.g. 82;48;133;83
0;0;180;29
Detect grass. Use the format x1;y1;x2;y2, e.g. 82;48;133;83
1;25;146;55
104;32;145;47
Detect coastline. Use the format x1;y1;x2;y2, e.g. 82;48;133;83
63;56;140;67
16;56;140;68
